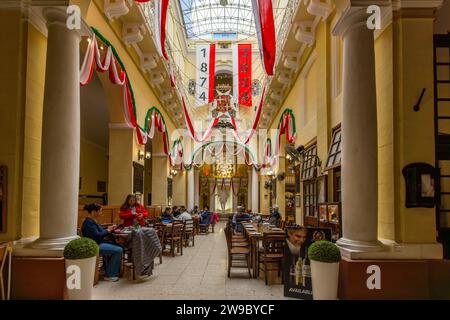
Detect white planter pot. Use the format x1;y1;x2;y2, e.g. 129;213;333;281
310;260;340;300
65;256;97;300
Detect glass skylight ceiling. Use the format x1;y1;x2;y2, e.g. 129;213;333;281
179;0;256;39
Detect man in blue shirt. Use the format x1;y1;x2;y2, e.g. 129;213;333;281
82;203;123;282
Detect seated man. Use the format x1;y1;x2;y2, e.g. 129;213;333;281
82;203;123;282
268;205;282;226
234;206;251;233
176;206;192;221
162;207;173;223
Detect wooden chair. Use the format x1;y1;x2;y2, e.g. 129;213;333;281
122;246;136;280
258;233;285;285
199;214;211;235
224;224;251;278
226;221;249;247
164;223;184;257
184;219;195;247
154;223;166;264
280;220;286;230
0;242;12;300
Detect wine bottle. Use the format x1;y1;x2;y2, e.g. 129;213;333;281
295;257;303;286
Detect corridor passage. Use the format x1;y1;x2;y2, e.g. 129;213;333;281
93;222;290;300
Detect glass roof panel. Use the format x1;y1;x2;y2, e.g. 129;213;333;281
179;0;256;39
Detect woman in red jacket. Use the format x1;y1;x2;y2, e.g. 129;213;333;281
119;194;148;227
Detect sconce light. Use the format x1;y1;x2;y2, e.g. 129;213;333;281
169;169;178;178
145;151;151;160
138;150;145;161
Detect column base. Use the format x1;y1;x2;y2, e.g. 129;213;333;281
28;235;79;252
337;237;386;259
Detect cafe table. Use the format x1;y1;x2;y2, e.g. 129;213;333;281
242;222;285;279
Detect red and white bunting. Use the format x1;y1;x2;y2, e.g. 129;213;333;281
154;0;169;60
233;43;252;107
252;0;276;76
195;44;216;107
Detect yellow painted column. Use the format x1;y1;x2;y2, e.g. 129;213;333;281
276;137;286;219
108;125;137;205
0;4;28;242
172;170;186;207
151;133;168;206
392;9;439;244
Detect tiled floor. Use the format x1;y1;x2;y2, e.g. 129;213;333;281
92;222;290;300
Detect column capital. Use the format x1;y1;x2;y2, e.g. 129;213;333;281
42;6;90;37
332;1;390;37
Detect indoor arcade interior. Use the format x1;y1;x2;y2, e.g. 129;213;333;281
1;0;450;301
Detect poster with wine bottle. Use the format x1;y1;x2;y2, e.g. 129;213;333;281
283;226;332;299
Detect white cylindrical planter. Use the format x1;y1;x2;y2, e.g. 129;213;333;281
65;256;97;300
310;260;340;300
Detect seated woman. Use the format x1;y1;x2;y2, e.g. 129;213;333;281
162;207;173;223
119;194;148;227
81;203;123;282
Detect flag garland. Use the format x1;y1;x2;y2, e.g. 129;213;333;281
80;28;284;171
154;0;170;60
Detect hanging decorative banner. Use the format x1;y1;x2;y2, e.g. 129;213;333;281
231;87;265;145
252;0;276;76
233;43;252;107
154;0;169;60
196;44;216;107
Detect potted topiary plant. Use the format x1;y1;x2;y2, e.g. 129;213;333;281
308;240;341;300
63;237;99;300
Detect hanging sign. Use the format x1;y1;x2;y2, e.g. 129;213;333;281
233;43;252;107
196;44;216;107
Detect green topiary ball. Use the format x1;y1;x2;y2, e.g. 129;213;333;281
308;240;341;263
63;237;99;260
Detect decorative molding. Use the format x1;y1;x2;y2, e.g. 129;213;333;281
140;52;158;73
392;0;444;10
104;0;132;21
150;72;165;85
294;20;316;46
122;22;146;46
306;0;333;21
28;5;48;37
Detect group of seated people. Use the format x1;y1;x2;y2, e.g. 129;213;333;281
81;194;221;282
231;205;282;233
160;205;219;226
82;194;149;282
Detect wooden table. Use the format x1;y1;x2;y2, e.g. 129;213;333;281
242;222;285;279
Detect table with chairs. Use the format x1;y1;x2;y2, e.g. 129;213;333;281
224;217;287;285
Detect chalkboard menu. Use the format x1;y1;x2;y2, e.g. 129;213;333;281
133;162;144;194
0;166;6;233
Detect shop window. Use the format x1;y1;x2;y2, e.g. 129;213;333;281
333;169;342;203
325;127;341;170
303;180;317;217
301;144;318;181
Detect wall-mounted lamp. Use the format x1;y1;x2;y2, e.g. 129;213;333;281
138;150;145;161
138;150;152;161
169;169;178;178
